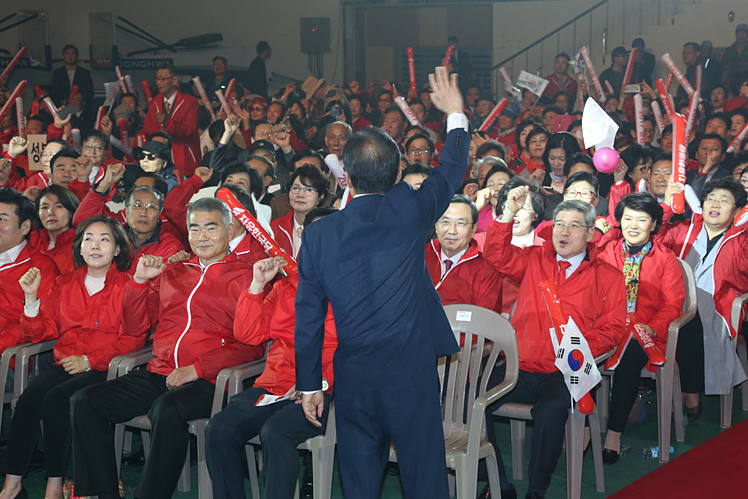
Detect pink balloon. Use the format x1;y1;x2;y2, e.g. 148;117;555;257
593;147;620;173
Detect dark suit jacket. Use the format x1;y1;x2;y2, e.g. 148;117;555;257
295;127;469;399
51;65;94;106
245;56;268;98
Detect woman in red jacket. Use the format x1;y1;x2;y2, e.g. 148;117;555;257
29;185;79;274
0;215;144;499
596;193;685;464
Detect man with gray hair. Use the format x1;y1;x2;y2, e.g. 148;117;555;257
479;191;626;499
70;197;265;499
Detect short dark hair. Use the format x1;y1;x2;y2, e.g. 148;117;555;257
542;105;565;117
564;171;599;196
652;152;673;165
698;133;728;155
158;63;178;76
247;155;275;179
476;140;506;161
515;116;543;151
148;131;172;149
303;207;337;228
481;162;514;190
46;138;74;155
383;105;406;123
81;129;110;150
683;42;701;53
34;185;79;231
72;215;132;272
555;52;570;62
402;163;433;179
632;38;645;48
707;112;731;131
344;127;400;194
290;165;330;202
404;133;435;153
495;176;548;225
137;172;169;198
208;120;225;142
0;187;37;232
731;108;748;123
563;152;594;177
525;127;551;152
620;143;653;170
217;183;256;219
614;192;664;235
701;177;748;209
256;41;270;54
50;150;80;171
290;149;326;173
449;194;479;225
213;56;228;65
62;44;78;56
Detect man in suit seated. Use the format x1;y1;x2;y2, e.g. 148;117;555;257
480;193;626;499
295;67;469;499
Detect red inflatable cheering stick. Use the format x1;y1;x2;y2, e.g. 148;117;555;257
216;188;298;276
539;279;596;414
605;313;666;370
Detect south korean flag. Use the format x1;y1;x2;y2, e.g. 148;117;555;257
553;317;602;403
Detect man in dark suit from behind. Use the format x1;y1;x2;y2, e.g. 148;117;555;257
295;67;470;499
51;45;94;108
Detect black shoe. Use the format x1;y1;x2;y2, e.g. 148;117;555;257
602;448;620;465
122;446;145;466
525;493;544;499
686;401;703;422
385;462;400;476
478;484;517;499
300;473;313;499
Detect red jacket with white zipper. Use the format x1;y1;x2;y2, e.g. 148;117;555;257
122;251;265;381
269;211;295;258
424;238;503;314
235;274;337;396
21;265;146;370
143;92;201;176
483;219;627;373
656;214;748;338
28;228;77;275
0;243;60;356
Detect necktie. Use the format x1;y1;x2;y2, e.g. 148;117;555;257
443;259;453;276
164;100;171;116
558;260;571;286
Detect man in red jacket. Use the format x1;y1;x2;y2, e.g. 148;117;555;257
0;189;60;382
143;63;201;176
70;198;265;499
425;194;502;313
481;193;626;499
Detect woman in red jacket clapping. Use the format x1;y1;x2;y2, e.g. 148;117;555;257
29;185;80;274
0;215;145;499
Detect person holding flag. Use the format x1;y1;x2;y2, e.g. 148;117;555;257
481;190;626;499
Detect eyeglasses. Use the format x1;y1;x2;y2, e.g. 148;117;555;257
128;202;160;214
250;107;265;112
290;185;317;195
139;152;160;161
634;166;652;174
565;188;594;200
552;221;589;233
408;148;431;156
255;131;271;138
705;195;735;206
437;219;473;230
84;144;104;152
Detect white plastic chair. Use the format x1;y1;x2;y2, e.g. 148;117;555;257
598;258;696;462
720;292;748;428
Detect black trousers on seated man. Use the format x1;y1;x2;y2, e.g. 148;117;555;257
71;369;215;499
205;387;331;499
484;365;571;497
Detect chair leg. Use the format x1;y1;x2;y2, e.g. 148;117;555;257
656;370;673;463
453;457;478;499
195;422;211;499
565;408;585;499
721;389;734;429
177;442;191;492
485;451;501;499
509;419;526;481
587;411;605;493
114;424;126;477
672;368;685;442
312;443;336;499
245;445;260;499
597;376;610;433
123;429;133;454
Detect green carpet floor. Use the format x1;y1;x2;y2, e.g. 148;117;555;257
2;388;746;498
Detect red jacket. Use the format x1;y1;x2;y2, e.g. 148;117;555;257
235;275;337;396
232;233;269;267
21;265;145;370
543;74;578;101
128;227;184;275
725;96;748;113
596;235;685;349
352;116;372;132
28;228;77;275
656;215;748;338
483;219;627;372
425;239;502;313
269;211;295;258
0;243;60;355
143;92;201;176
122;252;265;381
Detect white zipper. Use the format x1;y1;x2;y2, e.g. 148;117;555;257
430;241;478;289
173;261;219;368
0;257;30;273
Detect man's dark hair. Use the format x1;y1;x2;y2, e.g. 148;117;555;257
481;162;514;189
290;165;330;201
449;194;479;225
707;112;731;131
148;131;172;149
476;95;497;107
404;124;430;137
661;124;673;138
34;185;80;230
383;105;405;123
62;44;78;56
564;171;600;196
118;92;138;105
701;177;748;209
495;176;548;225
50;150;80;171
620;144;653;171
303;207;337;228
27;115;44;127
542;105;565;117
652;152;673;165
614;192;664;234
408;98;425;109
698;133;729;155
72;215;132;271
217;183;256;218
290;149;327;173
256;41;270;54
81;129;110;150
378;89;394;101
343;127;400;194
732;151;748;172
555;52;571;62
247;155;275;179
563;152;594;177
0;187;37;233
402;163;433;179
405;133;435;153
159;63;178;76
136;172;169;198
476;140;506;161
213;56;228;65
46;138;75;154
683;42;701;53
731;108;748;123
642;114;656;126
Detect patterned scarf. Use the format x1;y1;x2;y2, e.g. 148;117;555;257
621;240;653;313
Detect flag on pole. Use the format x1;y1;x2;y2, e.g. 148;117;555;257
516;71;549;97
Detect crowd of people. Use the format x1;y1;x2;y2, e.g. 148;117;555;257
0;23;747;499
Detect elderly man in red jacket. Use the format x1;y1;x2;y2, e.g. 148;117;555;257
425;194;502;313
70;198;265;499
143;63;201;176
480;192;626;499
